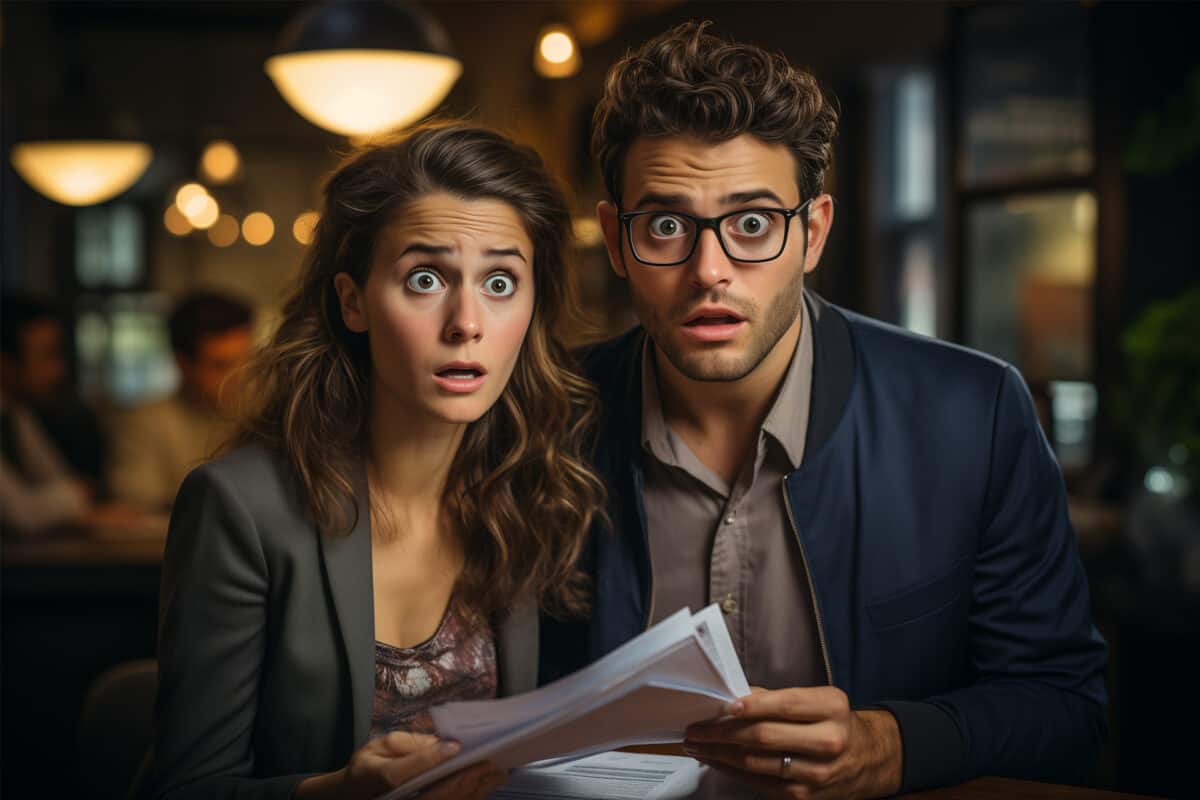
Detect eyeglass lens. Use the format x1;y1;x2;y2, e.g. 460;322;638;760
629;209;789;264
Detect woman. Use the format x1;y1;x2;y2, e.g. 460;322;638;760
135;122;605;800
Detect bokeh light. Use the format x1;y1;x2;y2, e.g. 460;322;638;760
243;211;275;246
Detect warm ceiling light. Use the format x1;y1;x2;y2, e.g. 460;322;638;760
243;211;275;246
175;183;208;215
10;140;152;206
534;25;581;79
293;210;320;244
266;2;462;137
540;32;574;64
201;140;241;183
208;214;240;247
164;205;192;237
189;196;220;229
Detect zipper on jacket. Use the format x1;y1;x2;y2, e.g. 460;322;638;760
781;477;834;685
642;510;656;630
636;469;656;631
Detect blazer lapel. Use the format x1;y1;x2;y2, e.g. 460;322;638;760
496;597;539;696
317;461;375;748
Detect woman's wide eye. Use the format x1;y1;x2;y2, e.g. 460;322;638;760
731;212;772;237
648;214;688;238
406;269;445;293
482;272;516;297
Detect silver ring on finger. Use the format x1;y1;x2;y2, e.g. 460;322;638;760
780;753;792;779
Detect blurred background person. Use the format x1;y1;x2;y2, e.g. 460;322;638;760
1;295;93;534
108;290;253;512
1;295;135;535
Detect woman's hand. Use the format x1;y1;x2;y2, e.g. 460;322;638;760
296;731;507;800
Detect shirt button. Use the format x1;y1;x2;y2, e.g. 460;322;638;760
723;513;735;525
720;594;738;614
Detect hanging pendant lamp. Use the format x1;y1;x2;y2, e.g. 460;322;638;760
265;0;462;138
11;140;153;206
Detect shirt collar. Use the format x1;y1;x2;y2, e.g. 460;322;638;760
639;304;814;471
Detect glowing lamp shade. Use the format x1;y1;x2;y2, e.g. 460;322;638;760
11;140;152;206
267;1;462;137
265;50;460;137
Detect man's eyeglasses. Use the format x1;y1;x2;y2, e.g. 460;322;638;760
617;198;813;267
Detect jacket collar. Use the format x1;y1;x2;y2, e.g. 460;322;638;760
317;461;376;748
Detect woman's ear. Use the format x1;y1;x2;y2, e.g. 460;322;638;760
333;273;368;333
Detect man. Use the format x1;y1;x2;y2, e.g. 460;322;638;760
109;290;252;511
0;296;92;533
541;22;1108;798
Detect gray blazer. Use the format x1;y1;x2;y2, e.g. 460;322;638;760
134;444;539;800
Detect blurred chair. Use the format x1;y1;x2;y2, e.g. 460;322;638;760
78;659;157;799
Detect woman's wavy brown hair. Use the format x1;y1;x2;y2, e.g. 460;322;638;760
232;121;605;620
592;20;839;205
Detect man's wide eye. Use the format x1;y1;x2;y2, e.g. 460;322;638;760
648;215;688;238
731;212;772;237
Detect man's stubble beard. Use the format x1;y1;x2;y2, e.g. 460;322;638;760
631;265;807;383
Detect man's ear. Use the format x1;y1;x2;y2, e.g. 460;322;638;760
802;194;835;275
597;201;627;279
333;273;368;333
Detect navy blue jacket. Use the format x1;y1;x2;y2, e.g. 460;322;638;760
541;291;1108;792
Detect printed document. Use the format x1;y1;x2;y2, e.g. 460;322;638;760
379;604;749;799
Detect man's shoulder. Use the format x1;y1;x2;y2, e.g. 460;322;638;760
837;305;1011;385
574;326;645;386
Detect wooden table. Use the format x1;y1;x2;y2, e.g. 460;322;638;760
903;776;1158;798
622;746;1158;798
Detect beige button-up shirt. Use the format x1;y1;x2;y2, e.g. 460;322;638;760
641;312;826;690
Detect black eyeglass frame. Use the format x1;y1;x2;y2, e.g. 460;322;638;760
617;197;815;267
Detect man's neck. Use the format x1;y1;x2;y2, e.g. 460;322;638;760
654;312;803;484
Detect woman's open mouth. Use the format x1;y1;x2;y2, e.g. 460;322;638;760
433;362;487;393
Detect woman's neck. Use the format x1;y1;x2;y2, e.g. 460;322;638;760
366;385;466;540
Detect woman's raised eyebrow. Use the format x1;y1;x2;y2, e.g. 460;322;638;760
485;247;527;263
399;242;452;258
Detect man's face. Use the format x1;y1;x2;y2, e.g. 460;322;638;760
178;326;253;413
598;133;833;382
4;318;69;402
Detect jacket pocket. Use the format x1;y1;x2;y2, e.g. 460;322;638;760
866;558;967;630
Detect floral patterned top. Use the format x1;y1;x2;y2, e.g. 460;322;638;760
369;599;497;738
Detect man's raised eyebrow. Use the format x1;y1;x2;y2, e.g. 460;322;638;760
630;189;789;210
631;192;691;210
721;189;788;206
485;247;527;263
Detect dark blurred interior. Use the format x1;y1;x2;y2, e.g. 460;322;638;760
2;1;1198;797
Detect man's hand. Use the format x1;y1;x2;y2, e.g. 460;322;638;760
682;686;902;799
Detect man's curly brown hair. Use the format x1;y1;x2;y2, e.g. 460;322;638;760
592;20;839;205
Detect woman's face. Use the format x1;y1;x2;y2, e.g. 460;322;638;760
335;192;536;428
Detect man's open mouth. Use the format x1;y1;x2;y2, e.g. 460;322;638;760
684;314;743;326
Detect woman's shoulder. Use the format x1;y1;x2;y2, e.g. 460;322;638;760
192;441;291;489
179;442;310;530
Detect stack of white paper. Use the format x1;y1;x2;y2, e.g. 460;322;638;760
491;751;707;800
381;605;750;799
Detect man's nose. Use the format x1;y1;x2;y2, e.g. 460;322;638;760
687;227;734;290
